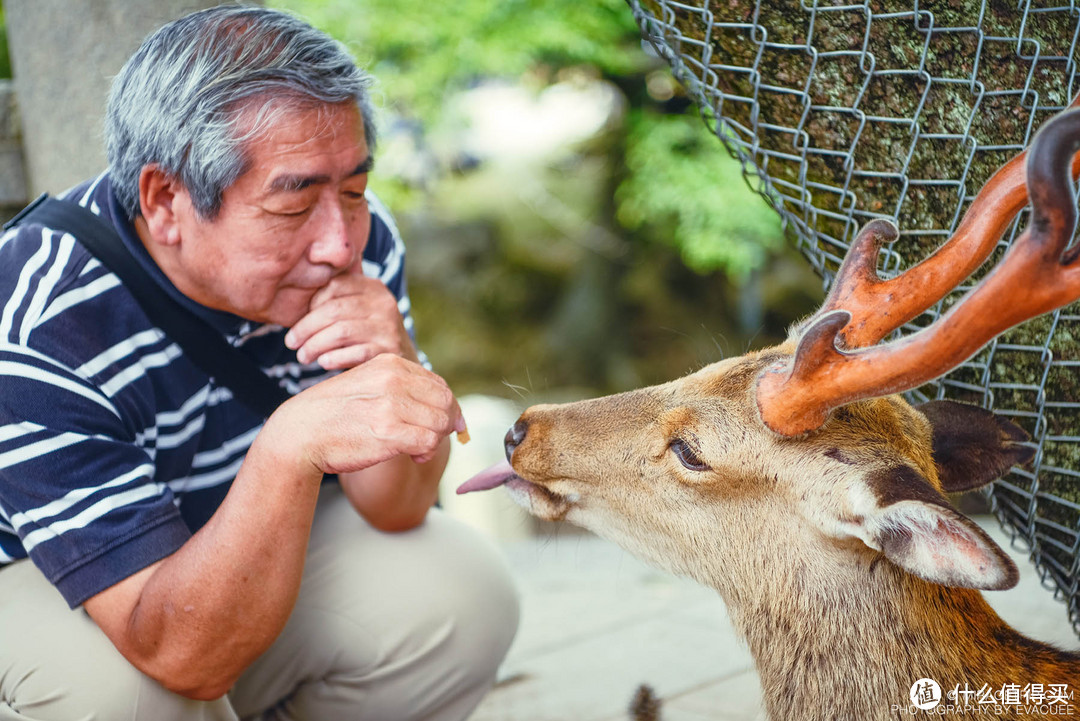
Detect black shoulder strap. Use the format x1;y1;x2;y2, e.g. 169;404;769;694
4;194;291;419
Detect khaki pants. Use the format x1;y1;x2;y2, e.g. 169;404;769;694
0;484;519;720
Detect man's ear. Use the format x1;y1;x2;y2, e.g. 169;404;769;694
138;164;184;247
851;465;1019;590
916;400;1034;493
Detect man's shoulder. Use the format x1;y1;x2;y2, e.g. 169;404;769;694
0;175;115;288
0;178;148;365
0;212;108;323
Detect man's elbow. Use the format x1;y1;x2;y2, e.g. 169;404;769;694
364;505;429;533
168;680;233;702
120;642;239;702
150;663;237;701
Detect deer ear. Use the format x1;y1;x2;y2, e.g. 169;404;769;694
916;400;1034;492
858;466;1019;590
869;500;1019;590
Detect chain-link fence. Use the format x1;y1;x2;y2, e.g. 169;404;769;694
625;0;1080;636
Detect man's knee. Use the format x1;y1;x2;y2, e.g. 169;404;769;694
336;514;519;719
409;510;520;667
436;528;518;680
309;493;520;674
3;666;235;721
0;561;237;721
244;506;519;720
322;509;519;680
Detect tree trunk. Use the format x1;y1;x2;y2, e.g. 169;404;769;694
5;0;262;195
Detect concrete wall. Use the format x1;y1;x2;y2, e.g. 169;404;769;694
4;0;256;198
0;79;26;219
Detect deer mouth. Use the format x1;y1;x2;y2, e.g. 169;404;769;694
456;459;521;494
457;459;573;520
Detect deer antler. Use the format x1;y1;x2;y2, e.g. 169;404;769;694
756;106;1080;436
815;92;1080;350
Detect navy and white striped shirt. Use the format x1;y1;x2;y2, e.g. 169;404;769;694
0;173;421;607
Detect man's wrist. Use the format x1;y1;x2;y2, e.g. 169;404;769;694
252;404;324;485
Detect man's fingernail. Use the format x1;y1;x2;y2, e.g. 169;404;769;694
284;332;296;349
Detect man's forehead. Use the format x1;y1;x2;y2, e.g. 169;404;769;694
238;103;370;192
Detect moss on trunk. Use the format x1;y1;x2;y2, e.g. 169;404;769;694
641;0;1078;256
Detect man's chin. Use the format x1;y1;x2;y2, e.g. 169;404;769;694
260;290;320;327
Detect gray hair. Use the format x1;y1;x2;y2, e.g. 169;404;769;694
105;4;376;220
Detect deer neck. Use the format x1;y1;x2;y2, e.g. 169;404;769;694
716;543;1079;720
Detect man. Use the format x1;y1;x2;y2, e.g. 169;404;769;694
0;5;518;719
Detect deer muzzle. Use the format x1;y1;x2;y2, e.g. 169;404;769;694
456;409;583;521
455;420;529;494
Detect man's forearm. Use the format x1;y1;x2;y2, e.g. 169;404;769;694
85;424;324;700
339;435;451;532
84;355;461;699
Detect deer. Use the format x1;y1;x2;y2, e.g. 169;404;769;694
458;104;1080;719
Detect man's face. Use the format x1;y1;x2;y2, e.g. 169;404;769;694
169;102;372;327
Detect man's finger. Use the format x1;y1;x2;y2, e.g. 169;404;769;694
308;272;383;309
313;344;380;370
286;288;400;356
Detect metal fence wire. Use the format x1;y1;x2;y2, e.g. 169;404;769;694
624;0;1080;636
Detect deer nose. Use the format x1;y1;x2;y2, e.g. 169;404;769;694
504;420;528;463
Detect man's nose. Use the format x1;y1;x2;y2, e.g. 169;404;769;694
309;203;358;268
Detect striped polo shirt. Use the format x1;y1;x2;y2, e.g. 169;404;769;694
0;172;423;607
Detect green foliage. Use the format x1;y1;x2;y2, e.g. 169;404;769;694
273;0;785;280
0;8;10;80
271;0;642;119
616;111;784;279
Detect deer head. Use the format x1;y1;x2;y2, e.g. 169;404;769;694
459;103;1080;611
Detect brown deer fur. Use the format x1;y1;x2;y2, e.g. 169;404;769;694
468;343;1079;720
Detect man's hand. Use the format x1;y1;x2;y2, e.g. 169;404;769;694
284;273;418;368
272;353;464;474
279;269;462;531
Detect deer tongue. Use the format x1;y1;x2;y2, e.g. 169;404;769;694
457;459;519;494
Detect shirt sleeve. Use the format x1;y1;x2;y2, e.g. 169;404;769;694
0;346;191;608
0;225;191;607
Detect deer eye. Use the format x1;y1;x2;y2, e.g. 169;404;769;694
671;438;709;471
